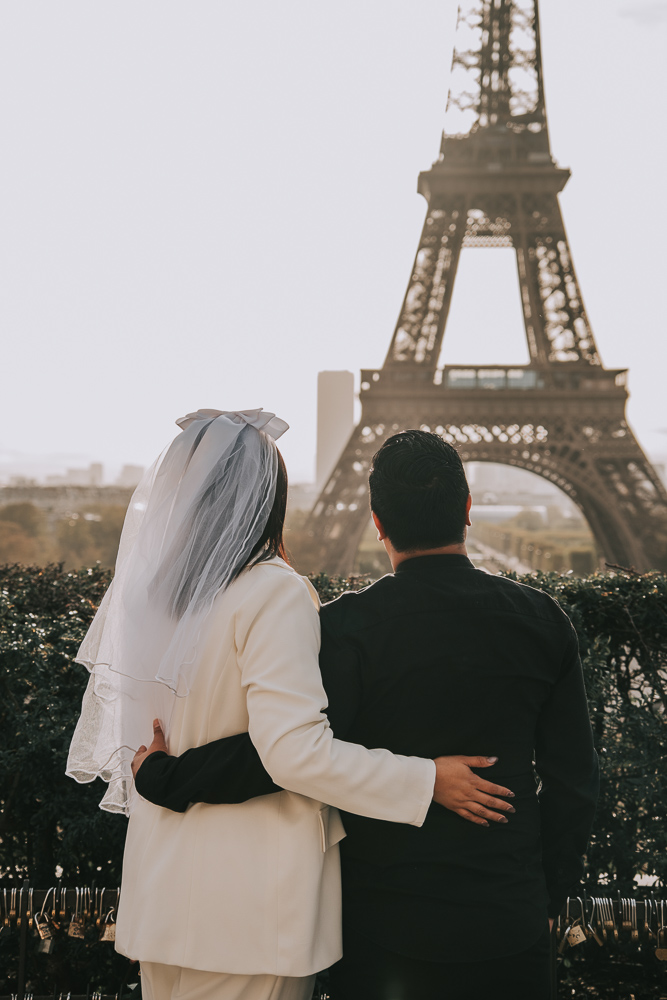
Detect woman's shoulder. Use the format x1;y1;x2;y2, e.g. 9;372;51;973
237;558;320;610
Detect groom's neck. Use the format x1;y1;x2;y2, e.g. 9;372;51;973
388;541;468;572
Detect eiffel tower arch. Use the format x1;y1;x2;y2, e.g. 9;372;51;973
305;0;667;577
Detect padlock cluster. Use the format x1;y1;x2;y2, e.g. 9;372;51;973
556;895;667;959
0;994;113;1000
1;886;119;953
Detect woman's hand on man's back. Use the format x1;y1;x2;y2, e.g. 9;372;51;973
432;755;516;826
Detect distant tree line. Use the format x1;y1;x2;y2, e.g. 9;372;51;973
0;501;318;574
1;497;605;579
0;502;128;569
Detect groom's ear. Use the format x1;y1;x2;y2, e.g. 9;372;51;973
465;494;473;527
371;510;388;542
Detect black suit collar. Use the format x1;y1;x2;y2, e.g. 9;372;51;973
394;553;476;575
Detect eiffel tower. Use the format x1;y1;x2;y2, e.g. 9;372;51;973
305;0;667;576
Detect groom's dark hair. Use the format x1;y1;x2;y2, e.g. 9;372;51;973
369;430;470;552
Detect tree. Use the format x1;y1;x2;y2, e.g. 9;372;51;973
0;503;50;563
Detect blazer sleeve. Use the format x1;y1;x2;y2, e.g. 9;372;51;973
134;595;367;813
535;622;600;917
236;567;435;826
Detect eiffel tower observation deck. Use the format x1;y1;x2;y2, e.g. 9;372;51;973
304;0;667;576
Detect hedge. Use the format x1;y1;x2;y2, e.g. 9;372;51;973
1;563;666;995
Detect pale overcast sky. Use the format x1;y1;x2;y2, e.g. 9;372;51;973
1;0;665;482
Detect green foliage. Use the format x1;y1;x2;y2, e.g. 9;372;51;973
0;563;131;994
306;572;374;604
508;570;667;892
0;562;125;886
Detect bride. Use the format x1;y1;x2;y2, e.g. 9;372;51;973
67;408;444;1000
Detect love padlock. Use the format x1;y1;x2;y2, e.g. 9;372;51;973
567;921;587;947
100;908;116;942
656;927;667;961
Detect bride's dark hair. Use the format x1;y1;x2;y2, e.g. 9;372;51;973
242;447;289;570
163;432;290;617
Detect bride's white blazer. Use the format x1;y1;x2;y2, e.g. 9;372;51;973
115;558;435;977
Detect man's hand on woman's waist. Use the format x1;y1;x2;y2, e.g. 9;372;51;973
131;719;168;779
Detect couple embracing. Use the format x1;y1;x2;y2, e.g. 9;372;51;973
67;408;599;1000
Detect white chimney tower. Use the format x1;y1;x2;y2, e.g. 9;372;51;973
316;371;354;491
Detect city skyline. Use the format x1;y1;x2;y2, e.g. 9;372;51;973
1;0;665;484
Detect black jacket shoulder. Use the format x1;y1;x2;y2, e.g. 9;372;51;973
321;564;571;638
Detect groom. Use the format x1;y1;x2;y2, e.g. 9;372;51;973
133;431;599;1000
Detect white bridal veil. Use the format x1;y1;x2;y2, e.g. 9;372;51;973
66;408;288;814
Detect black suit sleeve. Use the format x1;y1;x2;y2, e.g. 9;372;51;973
315;607;364;739
134;734;281;812
535;623;600;917
134;605;364;812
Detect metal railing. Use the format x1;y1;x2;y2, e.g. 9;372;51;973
2;882;665;1000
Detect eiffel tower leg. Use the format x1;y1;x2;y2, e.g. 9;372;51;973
516;193;601;366
587;450;667;572
514;450;666;572
535;412;667;572
384;199;466;368
440;400;667;572
304;421;388;577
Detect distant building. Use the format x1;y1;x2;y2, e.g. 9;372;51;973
45;462;104;487
88;463;103;486
116;464;145;488
7;475;38;487
316;371;354;491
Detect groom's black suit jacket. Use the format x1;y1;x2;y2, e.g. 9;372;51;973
136;554;599;963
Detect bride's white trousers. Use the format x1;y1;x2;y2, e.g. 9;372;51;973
140;962;316;1000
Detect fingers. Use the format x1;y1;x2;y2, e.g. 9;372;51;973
475;778;515;799
475;792;515;814
466;802;510;824
152;720;167;744
457;798;516;825
137;745;147;754
476;806;509;824
461;755;498;768
457;808;490;827
148;719;169;756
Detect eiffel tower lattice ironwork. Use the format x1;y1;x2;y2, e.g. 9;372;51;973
305;0;667;576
